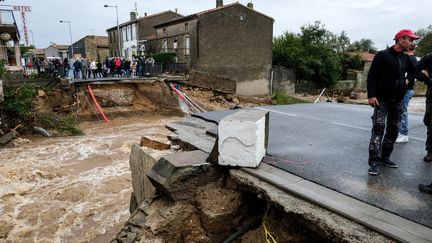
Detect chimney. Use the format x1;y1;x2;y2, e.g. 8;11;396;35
130;11;137;20
247;2;254;9
216;0;223;8
144;12;147;17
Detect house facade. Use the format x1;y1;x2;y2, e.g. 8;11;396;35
69;35;109;61
44;44;69;59
151;1;274;95
0;9;21;67
106;10;182;59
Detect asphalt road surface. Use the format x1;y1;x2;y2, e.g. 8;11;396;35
196;103;432;228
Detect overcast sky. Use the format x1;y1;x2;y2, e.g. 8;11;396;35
3;0;431;50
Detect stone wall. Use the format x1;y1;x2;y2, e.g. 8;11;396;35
186;70;236;94
271;66;296;96
196;4;273;82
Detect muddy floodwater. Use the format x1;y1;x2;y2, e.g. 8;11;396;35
0;116;177;242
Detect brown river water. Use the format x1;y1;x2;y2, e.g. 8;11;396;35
0;116;178;243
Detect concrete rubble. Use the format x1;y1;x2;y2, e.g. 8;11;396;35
112;109;400;243
218;109;269;167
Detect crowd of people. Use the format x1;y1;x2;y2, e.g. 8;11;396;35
69;56;156;79
31;56;157;79
366;28;432;195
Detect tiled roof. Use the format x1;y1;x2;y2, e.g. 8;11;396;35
195;2;273;20
53;44;69;49
347;52;375;62
154;2;274;28
85;35;108;46
106;10;183;31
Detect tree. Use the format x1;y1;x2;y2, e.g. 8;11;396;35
20;44;35;55
415;25;432;57
332;31;351;53
348;38;376;53
273;21;341;88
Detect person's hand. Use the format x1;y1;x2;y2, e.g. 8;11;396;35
368;97;379;107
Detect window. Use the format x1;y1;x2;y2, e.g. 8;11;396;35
163;28;167;35
173;39;178;50
127;25;131;41
184;36;190;56
122;28;127;42
185;23;188;31
162;39;168;53
131;24;136;40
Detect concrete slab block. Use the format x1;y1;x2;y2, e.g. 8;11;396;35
129;144;168;205
140;136;171;150
362;210;432;243
361;212;432;243
242;163;303;187
147;150;221;201
218;109;269;167
292;180;381;219
0;130;17;145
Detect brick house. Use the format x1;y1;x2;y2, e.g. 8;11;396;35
148;1;274;95
69;35;109;61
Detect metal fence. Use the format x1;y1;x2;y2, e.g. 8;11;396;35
165;63;189;74
142;63;162;76
22;65;64;78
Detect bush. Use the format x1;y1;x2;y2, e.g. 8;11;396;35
2;84;83;136
152;53;176;65
35;114;84;136
3;84;36;122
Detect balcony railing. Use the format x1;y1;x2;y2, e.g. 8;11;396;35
0;10;16;25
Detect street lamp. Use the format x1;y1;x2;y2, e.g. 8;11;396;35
29;30;35;47
104;4;121;57
59;20;74;59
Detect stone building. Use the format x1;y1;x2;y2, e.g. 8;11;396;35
149;1;274;96
106;10;182;58
44;44;69;59
69;35;109;61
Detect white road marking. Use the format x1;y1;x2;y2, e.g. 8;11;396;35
254;107;297;117
332;122;426;142
331;122;370;131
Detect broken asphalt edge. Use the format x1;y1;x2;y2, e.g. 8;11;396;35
236;163;432;243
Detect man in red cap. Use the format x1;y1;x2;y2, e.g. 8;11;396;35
367;29;422;175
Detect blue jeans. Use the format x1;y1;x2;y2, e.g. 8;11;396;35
400;89;414;135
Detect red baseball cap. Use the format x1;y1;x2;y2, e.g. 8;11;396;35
394;29;419;40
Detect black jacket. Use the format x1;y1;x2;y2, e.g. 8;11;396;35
418;53;432;99
367;46;417;102
419;53;432;82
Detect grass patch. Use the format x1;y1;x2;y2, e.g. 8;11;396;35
272;91;310;105
35;114;84;136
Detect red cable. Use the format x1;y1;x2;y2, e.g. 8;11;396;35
87;85;109;124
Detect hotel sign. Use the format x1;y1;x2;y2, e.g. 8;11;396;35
13;5;31;12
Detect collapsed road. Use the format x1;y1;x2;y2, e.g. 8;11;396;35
116;102;432;242
196;103;432;239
